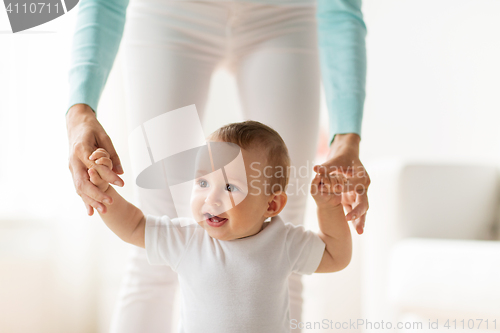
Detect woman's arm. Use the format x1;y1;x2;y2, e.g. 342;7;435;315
66;0;129;215
316;0;367;145
67;0;130;114
315;0;369;235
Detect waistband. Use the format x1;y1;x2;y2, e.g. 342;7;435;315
132;0;316;7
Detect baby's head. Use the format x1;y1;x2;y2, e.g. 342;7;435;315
191;120;290;241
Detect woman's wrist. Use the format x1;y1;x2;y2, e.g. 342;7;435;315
66;104;95;123
330;133;360;156
66;104;97;134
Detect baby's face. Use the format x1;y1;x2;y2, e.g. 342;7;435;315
190;141;273;241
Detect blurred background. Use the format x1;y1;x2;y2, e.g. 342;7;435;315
1;0;500;332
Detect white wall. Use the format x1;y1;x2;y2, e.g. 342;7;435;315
362;0;500;165
1;0;499;332
0;6;100;333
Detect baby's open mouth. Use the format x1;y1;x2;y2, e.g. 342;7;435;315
204;213;228;226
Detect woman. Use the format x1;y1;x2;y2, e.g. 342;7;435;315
65;0;370;332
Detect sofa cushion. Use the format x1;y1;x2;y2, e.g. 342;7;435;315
387;237;500;317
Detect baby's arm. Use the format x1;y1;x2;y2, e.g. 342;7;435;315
310;170;352;273
88;148;146;248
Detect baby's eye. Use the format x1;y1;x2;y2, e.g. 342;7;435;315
197;179;209;188
225;184;238;192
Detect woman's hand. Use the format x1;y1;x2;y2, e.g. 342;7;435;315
66;104;124;216
314;133;370;235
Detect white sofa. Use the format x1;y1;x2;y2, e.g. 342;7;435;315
361;159;500;333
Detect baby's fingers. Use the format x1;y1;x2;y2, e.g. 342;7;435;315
311;173;332;195
329;173;347;194
95;157;113;169
89;148;110;161
90;161;123;187
88;167;106;187
311;173;323;189
88;168;110;195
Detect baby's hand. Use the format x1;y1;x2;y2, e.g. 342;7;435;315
88;148;114;193
310;167;346;208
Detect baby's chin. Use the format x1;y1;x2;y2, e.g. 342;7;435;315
203;227;235;241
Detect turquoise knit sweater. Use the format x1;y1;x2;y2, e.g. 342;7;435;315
67;0;366;143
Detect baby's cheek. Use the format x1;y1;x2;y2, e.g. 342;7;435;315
190;194;204;219
230;190;248;207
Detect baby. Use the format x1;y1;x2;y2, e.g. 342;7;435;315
88;120;352;333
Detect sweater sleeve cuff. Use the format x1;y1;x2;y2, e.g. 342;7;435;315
327;95;365;145
66;65;107;115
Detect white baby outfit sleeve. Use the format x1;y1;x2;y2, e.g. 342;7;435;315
285;223;326;275
144;214;199;270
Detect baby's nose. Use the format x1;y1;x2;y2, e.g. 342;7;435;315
204;188;224;207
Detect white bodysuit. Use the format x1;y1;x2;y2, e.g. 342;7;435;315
145;214;326;333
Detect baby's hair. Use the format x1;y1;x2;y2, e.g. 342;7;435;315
208;120;290;195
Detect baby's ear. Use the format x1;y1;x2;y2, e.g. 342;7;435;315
264;191;287;218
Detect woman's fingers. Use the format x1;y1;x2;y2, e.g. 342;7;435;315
69;147;98;216
73;140;96;170
359;214;366;234
345;192;369;222
67;105;123;215
71;147;120;204
346;175;370;195
79;176;112;205
81;192;107;214
71;156;113;206
85;202;93;216
351;213;366;235
343;202;353;215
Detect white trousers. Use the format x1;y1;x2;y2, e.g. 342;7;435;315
114;1;320;332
